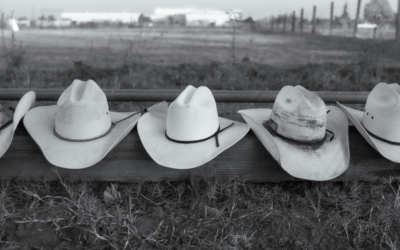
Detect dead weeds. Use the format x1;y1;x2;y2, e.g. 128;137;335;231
1;175;400;249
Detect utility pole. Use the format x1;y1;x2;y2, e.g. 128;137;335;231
330;2;334;35
300;8;304;33
292;11;296;32
312;6;317;34
354;0;362;37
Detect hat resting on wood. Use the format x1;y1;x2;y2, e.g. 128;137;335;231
138;85;250;169
238;85;350;181
23;79;165;169
337;82;400;163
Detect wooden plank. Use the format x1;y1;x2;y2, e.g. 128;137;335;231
300;9;304;33
330;2;334;35
354;0;362;37
292;11;296;32
0;125;398;182
397;0;400;41
312;6;317;34
283;14;287;32
0;89;369;104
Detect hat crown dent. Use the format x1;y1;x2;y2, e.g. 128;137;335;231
166;85;219;141
55;80;112;140
362;82;400;142
270;85;327;142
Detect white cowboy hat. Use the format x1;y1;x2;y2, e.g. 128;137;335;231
337;82;400;163
23;79;166;169
238;85;350;181
0;91;36;158
138;85;250;169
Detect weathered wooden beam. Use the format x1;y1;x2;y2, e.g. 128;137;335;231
0;126;398;182
354;0;362;37
0;89;369;104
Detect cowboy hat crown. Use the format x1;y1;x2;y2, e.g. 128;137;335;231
166;85;219;141
362;82;400;142
269;85;327;142
55;79;112;140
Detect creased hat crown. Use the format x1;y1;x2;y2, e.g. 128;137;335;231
166;85;219;141
55;79;112;140
269;85;327;142
362;82;400;142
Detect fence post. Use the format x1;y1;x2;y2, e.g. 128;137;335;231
292;11;296;32
396;0;400;41
354;0;362;37
300;8;304;33
283;14;287;32
312;6;317;34
271;16;274;31
330;2;334;35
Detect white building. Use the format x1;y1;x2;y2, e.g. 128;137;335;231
61;11;140;24
151;7;241;26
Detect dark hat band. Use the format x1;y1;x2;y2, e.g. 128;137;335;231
165;122;234;147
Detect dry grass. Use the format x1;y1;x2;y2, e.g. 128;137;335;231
1;173;400;249
1;27;400;70
1;28;400;249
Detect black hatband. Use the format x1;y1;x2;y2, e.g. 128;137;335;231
165;123;235;147
361;124;400;146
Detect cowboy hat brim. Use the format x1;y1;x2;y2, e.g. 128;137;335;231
336;102;400;163
0;91;36;158
23;105;140;169
137;108;250;169
238;106;350;181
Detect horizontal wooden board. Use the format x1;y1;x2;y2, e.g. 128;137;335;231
0;88;369;103
0;124;398;182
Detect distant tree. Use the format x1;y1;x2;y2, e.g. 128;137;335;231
48;15;55;26
39;15;46;28
364;0;394;38
138;14;152;27
341;3;351;19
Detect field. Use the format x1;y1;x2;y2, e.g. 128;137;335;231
1;27;400;249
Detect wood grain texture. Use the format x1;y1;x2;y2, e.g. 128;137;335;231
0;125;398;182
0;88;369;103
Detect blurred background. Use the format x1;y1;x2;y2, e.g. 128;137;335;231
0;0;399;92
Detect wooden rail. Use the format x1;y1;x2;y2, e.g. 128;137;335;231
0;89;369;103
0;125;398;182
0;89;390;183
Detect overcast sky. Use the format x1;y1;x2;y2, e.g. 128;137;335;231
1;0;398;20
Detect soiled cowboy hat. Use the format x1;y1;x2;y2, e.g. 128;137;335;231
0;91;36;158
337;82;400;163
138;85;250;169
23;79;165;169
238;85;350;181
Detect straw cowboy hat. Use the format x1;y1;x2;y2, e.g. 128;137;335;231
0;91;36;158
337;82;400;163
238;85;350;181
23;79;166;169
138;85;250;169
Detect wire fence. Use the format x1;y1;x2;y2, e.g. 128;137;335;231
254;0;400;41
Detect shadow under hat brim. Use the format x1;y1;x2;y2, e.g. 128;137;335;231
238;106;350;181
23;105;140;169
337;102;400;163
0;91;36;158
137;109;250;169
